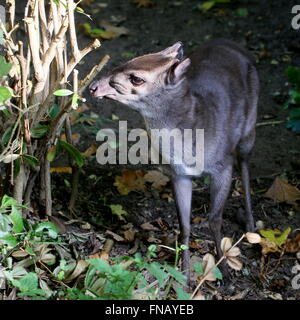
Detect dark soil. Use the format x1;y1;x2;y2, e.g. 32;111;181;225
20;0;300;299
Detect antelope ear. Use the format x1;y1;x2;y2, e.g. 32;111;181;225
159;42;184;60
172;58;191;83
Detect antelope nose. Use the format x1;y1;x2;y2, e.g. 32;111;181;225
89;81;98;95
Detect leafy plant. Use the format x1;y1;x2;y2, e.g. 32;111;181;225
0;0;107;215
0;198;190;300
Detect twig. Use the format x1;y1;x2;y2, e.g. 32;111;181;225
78;55;110;94
191;234;245;299
60;39;101;84
68;69;79;211
256;120;284;127
44;159;52;216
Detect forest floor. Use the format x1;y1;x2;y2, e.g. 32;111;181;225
16;0;300;300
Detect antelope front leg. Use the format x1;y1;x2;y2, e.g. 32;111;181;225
172;175;192;281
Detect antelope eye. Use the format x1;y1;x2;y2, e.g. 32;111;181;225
130;75;145;86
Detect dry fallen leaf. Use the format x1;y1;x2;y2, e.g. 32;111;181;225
81;222;91;230
192;216;202;224
221;237;243;271
221;237;233;253
264;177;300;204
132;0;155;8
260;238;281;256
114;169;146;195
82;143;98;157
124;229;136;242
65;260;89;282
144;170;170;190
286;234;300;253
99;20;129;39
50;167;72;174
192;292;206;300
11;250;29;258
106;230;125;242
60;133;81;145
245;232;261;244
226;256;243;271
147;236;162;243
154;217;169;230
140;222;160;231
202;253;217;281
161;193;173;202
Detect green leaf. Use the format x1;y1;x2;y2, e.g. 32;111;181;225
35;222;59;239
260;228;291;247
9;205;24;233
201;1;216;11
286;119;300;132
236;8;248;16
87;258;112;273
14;157;21;177
194;262;204;275
0;57;13;78
11;272;43;294
53;89;73;96
109;204;128;222
180;244;189;251
289;107;300;120
274;227;291;247
52;0;60;6
1;194;17;208
0;86;12;104
147;262;168;287
0;233;18;247
0;105;11;117
25;246;36;256
286;66;300;87
0;214;12;232
91;28;105;37
164;265;187;286
213;267;223;280
1;125;13;145
48;104;60;118
59;140;84;167
31;124;48;138
46;145;57;162
122;52;136;58
175;285;191;300
22;155;39;167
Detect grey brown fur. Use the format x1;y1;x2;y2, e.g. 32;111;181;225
90;39;259;281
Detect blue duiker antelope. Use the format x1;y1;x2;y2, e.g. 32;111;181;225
90;39;259;281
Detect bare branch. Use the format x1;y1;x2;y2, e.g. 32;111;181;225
67;0;80;60
42;17;69;74
60;39;101;84
78;54;110;94
24;17;44;85
6;0;15;30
